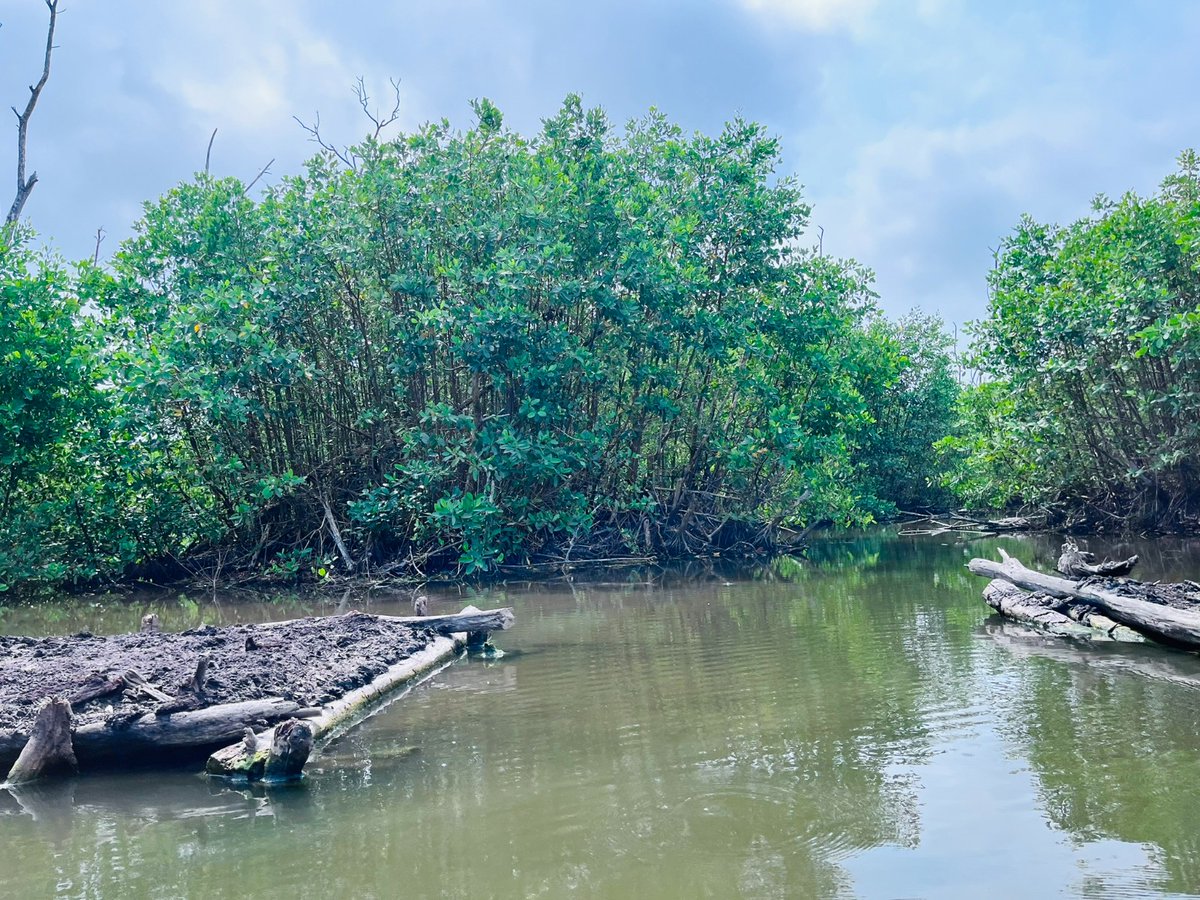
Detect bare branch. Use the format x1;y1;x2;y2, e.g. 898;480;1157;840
92;226;104;265
245;158;274;191
204;127;218;175
6;0;60;225
293;77;402;171
355;76;402;141
293;110;355;169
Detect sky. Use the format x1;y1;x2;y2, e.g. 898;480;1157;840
1;0;1198;328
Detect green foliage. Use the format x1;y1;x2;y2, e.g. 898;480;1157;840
0;229;212;592
944;150;1200;527
852;311;959;515
2;97;961;590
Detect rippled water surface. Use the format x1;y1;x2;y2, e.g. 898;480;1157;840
4;531;1200;898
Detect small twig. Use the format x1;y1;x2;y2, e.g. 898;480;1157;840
122;669;173;703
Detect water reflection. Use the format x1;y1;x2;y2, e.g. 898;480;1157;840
2;531;1200;896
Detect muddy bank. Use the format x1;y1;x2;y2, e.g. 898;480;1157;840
0;613;432;734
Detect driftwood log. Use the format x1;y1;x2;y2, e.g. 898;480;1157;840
260;607;514;637
982;580;1144;642
901;513;1041;537
0;697;310;773
2;606;515;782
207;604;514;781
207;630;471;781
970;548;1200;649
1056;541;1138;578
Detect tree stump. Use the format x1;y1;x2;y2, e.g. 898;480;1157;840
206;718;314;781
263;719;314;782
6;698;77;784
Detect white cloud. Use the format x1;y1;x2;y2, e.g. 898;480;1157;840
736;0;879;36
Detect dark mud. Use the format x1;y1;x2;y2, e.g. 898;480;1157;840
1085;576;1200;610
0;613;432;734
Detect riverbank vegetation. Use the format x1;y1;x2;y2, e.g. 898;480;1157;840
1;98;956;594
942;152;1200;532
6;89;1198;596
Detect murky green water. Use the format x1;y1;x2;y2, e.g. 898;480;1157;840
4;531;1200;898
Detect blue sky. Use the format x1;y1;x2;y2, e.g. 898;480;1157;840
2;0;1198;326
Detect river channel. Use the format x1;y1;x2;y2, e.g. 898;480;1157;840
3;530;1200;898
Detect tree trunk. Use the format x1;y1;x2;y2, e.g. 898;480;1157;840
264;718;314;781
206;717;315;782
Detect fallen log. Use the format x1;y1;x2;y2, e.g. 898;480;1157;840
982;580;1100;640
5;698;76;785
981;580;1145;642
207;629;468;780
969;549;1200;649
72;697;307;765
260;607;514;637
0;697;308;774
900;512;1042;537
1;606;515;780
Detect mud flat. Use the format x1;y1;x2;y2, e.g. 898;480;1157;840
0;607;514;783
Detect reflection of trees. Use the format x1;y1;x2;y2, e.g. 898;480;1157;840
989;623;1200;893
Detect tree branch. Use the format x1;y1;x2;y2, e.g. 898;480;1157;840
294;77;402;171
355;76;402;140
245;157;274;191
204;127;217;175
293;109;355;169
6;0;59;225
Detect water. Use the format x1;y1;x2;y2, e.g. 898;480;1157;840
4;531;1200;898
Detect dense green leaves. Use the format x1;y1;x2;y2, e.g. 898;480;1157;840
944;151;1200;527
2;98;960;590
854;311;958;514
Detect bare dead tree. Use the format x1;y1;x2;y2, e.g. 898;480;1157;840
204;127;217;174
294;77;402;171
7;0;60;226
